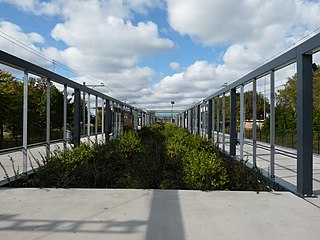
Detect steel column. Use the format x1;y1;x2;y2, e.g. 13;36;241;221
46;78;51;161
22;70;28;174
212;98;215;143
208;99;213;139
216;96;220;145
197;105;201;135
73;88;81;147
87;93;91;145
222;93;226;151
252;79;257;167
297;53;313;196
230;88;237;156
95;95;98;143
270;70;275;178
105;100;111;142
240;85;244;160
82;85;86;136
101;98;105;143
63;84;67;150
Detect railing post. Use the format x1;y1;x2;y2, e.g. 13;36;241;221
46;78;51;161
222;93;226;151
95;95;98;143
105;100;111;142
101;98;105;143
82;83;86;136
22;70;28;174
216;96;220;146
73;88;81;147
208;99;213;139
252;78;257;167
212;98;215;143
188;109;192;133
197;105;201;135
87;94;91;144
297;53;313;196
270;70;275;178
63;84;67;150
230;88;237;157
240;85;244;160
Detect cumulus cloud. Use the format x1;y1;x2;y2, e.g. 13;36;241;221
167;0;320;46
151;0;320;109
1;0;320;110
0;0;174;106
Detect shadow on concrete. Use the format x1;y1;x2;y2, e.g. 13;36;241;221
145;190;185;240
0;213;147;235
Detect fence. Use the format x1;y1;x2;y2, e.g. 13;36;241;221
176;32;320;196
0;50;156;171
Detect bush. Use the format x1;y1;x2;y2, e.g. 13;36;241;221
33;143;123;188
22;123;270;192
183;149;228;190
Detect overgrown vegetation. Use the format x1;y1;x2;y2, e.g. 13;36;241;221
12;123;270;191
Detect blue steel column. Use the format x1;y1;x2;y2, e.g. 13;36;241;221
297;53;313;196
22;70;28;173
46;78;51;161
230;88;237;157
208;99;213;139
73;88;81;147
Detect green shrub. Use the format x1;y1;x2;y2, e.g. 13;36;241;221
26;123;270;192
183;149;228;190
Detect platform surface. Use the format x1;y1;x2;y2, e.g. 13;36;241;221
0;188;319;240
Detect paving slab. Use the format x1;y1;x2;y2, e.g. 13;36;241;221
0;188;319;240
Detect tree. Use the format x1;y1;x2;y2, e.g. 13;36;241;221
0;70;23;147
273;65;320;131
0;70;75;147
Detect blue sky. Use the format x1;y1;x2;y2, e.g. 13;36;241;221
1;0;320;109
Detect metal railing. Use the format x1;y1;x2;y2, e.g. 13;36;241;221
0;50;156;176
177;32;320;196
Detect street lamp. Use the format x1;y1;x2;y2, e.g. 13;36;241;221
171;101;175;123
84;82;105;88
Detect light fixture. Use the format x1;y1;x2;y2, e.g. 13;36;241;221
312;63;318;72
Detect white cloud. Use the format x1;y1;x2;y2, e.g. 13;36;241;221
151;0;320;110
169;61;182;71
1;0;320;111
167;0;320;46
0;0;174;106
0;0;61;16
0;21;53;69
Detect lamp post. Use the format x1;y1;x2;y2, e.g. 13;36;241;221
171;101;175;123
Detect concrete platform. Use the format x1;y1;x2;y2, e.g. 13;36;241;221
0;188;319;240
